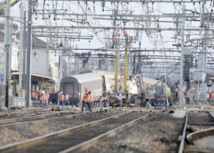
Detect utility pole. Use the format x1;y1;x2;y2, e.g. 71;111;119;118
75;47;77;75
22;11;26;99
19;2;24;97
9;19;13;95
26;0;33;108
68;52;71;76
118;32;121;92
124;46;128;93
46;38;50;76
4;0;11;108
203;28;208;72
57;41;63;92
179;4;185;109
59;46;63;91
114;48;118;92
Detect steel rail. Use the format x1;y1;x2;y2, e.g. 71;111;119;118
59;112;152;153
209;111;214;118
187;128;214;144
0;108;48;117
0;111;75;125
0;113;76;128
183;111;214;152
0;111;134;153
178;113;188;153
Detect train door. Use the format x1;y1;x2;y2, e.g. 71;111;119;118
62;83;75;97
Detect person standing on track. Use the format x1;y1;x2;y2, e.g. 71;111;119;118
39;93;45;107
81;89;88;112
117;93;123;110
65;93;69;105
59;92;65;108
81;90;92;112
45;90;50;107
96;95;102;107
186;89;191;104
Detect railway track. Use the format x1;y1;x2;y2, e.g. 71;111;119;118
0;108;52;120
0;111;152;153
178;111;214;153
0;113;77;129
0;111;76;126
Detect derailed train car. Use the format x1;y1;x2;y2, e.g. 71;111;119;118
60;73;103;103
142;77;172;99
60;72;172;107
128;75;172;107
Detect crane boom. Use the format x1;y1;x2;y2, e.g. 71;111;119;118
0;0;20;15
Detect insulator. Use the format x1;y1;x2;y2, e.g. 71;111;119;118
101;1;105;12
123;21;126;26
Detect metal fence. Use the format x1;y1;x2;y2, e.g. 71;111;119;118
0;96;25;108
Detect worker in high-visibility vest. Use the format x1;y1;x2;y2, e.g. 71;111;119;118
59;92;65;107
186;89;191;104
124;30;129;45
174;89;179;104
111;32;116;49
45;91;50;107
95;95;101;107
37;89;42;101
39;94;45;107
31;90;36;101
81;91;92;112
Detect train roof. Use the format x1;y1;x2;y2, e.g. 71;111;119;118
142;77;161;85
61;72;102;84
92;70;114;76
142;76;169;88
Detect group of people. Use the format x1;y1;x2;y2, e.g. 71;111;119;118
111;30;129;49
31;89;71;107
31;88;107;110
81;90;104;112
80;89;110;112
173;88;211;104
31;89;51;107
58;91;79;107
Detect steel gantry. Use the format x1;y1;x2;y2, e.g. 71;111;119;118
2;0;214;108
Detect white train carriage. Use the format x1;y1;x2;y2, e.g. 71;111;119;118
92;70;115;95
60;73;103;102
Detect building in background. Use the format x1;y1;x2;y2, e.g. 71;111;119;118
0;22;59;97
